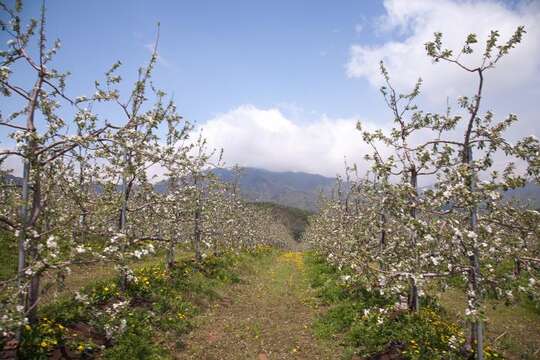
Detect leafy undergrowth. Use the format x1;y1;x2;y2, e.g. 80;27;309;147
15;246;273;359
304;253;503;360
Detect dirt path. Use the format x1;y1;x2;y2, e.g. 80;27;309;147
176;252;341;360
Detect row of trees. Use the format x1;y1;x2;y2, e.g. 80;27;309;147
305;28;540;359
0;1;289;343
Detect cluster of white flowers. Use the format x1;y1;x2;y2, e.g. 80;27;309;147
46;235;58;249
75;245;86;254
131;243;155;259
0;1;292;343
304;28;540;354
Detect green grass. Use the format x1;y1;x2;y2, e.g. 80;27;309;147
438;288;540;359
305;252;540;359
304;252;503;360
8;246;538;359
178;250;344;359
0;230;17;281
16;247;273;359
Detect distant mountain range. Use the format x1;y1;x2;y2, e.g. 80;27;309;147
152;167;335;211
210;167;540;211
3;168;540;211
504;181;540;209
211;168;336;211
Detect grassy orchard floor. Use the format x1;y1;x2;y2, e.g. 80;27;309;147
6;248;272;359
6;248;342;359
438;289;540;359
178;251;341;359
302;253;540;360
162;251;540;359
39;251;194;304
3;248;539;359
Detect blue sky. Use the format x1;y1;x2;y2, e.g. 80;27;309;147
2;0;539;176
15;0;388;121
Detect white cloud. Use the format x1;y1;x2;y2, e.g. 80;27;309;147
347;0;540;107
198;105;380;177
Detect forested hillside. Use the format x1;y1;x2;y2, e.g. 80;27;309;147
212;167;335;211
159;167;540;211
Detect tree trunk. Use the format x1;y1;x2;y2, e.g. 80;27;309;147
118;166;129;291
466;146;483;360
15;72;44;354
27;273;40;324
409;168;420;312
16;159;30;346
192;175;203;262
514;257;521;277
193;201;202;262
379;212;386;250
167;239;176;270
408;277;419;312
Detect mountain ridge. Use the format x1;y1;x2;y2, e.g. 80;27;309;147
209;167;540;210
3;168;539;211
211;167;336;211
